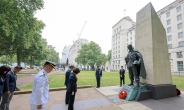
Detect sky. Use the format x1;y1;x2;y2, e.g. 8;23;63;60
34;0;175;58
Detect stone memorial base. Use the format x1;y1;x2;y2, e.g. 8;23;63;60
120;83;177;101
120;84;147;101
146;84;177;100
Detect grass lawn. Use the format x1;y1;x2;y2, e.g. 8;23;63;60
19;71;184;91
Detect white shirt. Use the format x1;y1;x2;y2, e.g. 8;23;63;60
29;69;49;105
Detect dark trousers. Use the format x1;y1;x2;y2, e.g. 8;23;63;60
0;92;14;110
128;66;139;83
120;76;125;86
68;92;75;110
96;78;101;88
65;86;69;104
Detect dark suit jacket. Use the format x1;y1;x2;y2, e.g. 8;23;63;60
3;71;16;93
67;73;77;93
119;69;125;76
64;70;71;87
96;69;102;78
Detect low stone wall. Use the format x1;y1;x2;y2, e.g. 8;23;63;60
14;85;93;95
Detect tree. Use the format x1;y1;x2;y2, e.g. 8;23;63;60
75;41;106;70
107;50;112;61
0;0;44;66
96;53;107;66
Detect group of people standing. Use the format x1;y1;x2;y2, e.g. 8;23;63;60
0;65;23;110
64;65;80;110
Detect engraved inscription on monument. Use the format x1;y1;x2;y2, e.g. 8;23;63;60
135;2;172;85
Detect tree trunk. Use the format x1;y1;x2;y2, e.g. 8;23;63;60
30;56;33;69
17;48;21;66
91;65;95;70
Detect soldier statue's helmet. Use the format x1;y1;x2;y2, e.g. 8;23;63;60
44;61;57;68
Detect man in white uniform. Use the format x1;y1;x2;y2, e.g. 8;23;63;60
29;61;56;110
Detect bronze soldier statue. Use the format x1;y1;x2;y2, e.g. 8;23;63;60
125;44;146;88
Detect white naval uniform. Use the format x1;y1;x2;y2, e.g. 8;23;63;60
29;69;49;110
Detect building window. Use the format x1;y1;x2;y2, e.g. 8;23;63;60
116;51;117;54
177;61;183;71
130;37;132;40
118;45;120;49
177;14;182;21
119;26;121;31
118;41;120;44
178;32;183;39
177;23;183;29
169;53;171;59
118;50;120;53
130;42;132;44
179;41;184;47
127;39;128;42
167;27;171;33
167;35;172;41
166;12;170;17
168;44;172;49
167;19;171;25
118;55;120;58
130;32;132;35
176;6;181;12
177;52;183;58
119;60;120;64
127;34;128;37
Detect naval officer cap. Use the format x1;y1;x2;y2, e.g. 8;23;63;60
44;61;57;68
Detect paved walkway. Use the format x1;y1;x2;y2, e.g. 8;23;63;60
8;85;184;110
96;86;184;110
17;70;60;86
10;88;120;110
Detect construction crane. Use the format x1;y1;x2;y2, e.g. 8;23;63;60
72;22;86;43
78;21;86;39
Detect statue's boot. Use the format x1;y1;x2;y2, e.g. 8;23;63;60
128;80;133;86
136;81;139;88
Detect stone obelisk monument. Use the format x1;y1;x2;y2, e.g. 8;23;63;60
135;2;177;100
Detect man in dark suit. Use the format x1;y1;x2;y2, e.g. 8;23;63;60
0;66;22;110
95;66;102;88
119;66;125;87
64;65;74;105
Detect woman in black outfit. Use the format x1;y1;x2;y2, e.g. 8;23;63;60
0;65;10;100
68;68;80;110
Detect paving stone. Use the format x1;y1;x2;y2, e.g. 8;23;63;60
113;88;121;93
118;103;136;109
81;99;98;109
50;104;68;110
94;98;110;106
107;95;125;103
74;101;83;110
